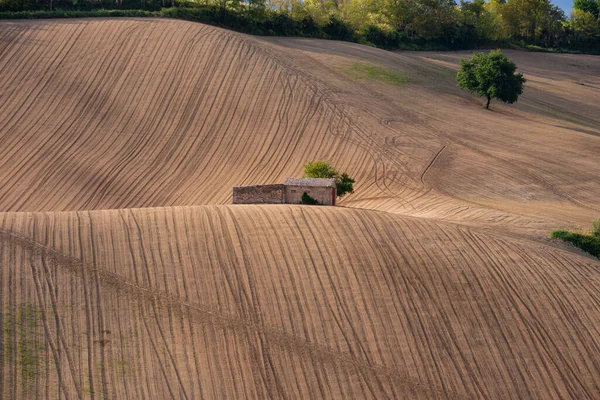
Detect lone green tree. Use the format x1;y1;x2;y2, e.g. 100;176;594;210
456;49;526;110
303;161;355;198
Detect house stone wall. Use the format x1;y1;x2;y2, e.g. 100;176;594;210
233;184;285;204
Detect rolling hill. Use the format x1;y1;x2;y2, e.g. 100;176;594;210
1;18;599;399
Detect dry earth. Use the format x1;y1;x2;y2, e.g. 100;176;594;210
0;18;599;399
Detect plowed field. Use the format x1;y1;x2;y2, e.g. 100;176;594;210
0;18;599;399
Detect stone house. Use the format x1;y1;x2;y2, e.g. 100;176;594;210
233;178;336;205
283;178;336;205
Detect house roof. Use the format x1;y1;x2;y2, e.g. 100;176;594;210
284;177;336;188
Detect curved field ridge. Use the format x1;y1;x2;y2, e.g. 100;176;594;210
1;205;599;399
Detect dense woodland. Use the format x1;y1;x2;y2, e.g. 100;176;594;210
0;0;598;52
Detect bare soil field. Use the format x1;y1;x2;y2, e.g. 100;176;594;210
0;18;599;399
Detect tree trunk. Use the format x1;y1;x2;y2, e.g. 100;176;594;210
485;96;491;110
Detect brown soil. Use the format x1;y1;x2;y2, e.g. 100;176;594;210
0;18;599;399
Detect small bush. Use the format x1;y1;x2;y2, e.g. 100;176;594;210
363;25;400;49
323;16;355;42
303;160;355;198
551;229;600;259
301;192;318;205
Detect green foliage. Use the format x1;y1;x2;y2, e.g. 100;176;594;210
551;230;600;259
0;0;598;53
501;0;552;41
550;218;600;259
456;49;526;109
363;25;400;49
303;160;355;198
336;173;356;198
410;0;459;40
460;0;506;42
301;192;319;205
566;8;600;51
525;44;547;51
592;218;600;238
303;160;338;178
574;0;599;17
323;15;357;41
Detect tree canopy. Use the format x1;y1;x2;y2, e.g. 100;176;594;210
1;0;599;53
574;0;599;18
303;161;355;198
456;50;526;109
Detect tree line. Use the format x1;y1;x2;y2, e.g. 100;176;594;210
1;0;599;53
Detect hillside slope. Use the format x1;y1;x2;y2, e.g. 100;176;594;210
1;205;600;399
261;37;600;236
1;18;600;399
0;19;598;238
0;18;370;211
